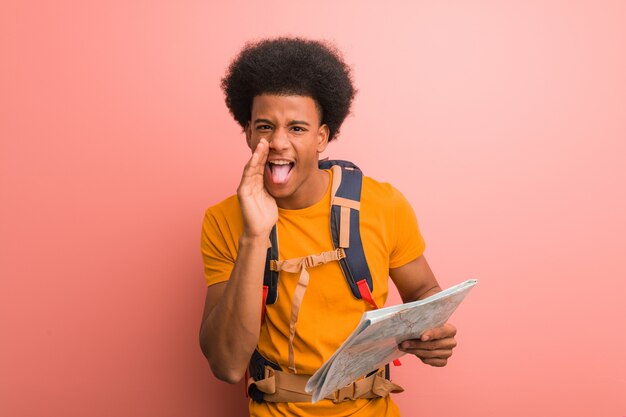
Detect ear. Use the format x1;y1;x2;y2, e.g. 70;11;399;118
316;124;330;153
245;122;253;150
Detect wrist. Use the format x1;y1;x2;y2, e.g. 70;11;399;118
239;232;270;247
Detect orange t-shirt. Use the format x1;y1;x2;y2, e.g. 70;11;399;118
201;169;425;417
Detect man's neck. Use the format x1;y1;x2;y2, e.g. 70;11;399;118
275;169;330;210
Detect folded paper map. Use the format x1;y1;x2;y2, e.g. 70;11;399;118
305;279;478;403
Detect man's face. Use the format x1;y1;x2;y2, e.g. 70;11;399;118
245;94;330;209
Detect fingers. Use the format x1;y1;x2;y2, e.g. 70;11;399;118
419;323;457;342
420;358;449;367
249;138;269;170
398;323;458;368
237;139;269;193
398;339;456;367
240;139;269;186
401;348;453;359
399;337;457;351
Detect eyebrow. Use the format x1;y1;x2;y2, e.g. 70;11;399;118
253;118;311;126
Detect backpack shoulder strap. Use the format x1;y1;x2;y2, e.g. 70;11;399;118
325;161;375;303
262;160;376;308
263;225;279;306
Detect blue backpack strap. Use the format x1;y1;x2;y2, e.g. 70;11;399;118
262;160;374;304
321;160;374;300
263;225;279;305
318;159;358;171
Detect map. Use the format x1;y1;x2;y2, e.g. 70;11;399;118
305;279;478;403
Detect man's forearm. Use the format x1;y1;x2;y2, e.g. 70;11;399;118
200;234;268;383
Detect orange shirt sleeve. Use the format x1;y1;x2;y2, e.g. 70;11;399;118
200;206;236;287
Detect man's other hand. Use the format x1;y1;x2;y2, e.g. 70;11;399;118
398;322;457;367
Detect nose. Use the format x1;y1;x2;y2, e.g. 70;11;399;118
267;128;290;151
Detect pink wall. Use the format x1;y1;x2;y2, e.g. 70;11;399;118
2;1;625;416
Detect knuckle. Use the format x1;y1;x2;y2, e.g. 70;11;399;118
425;358;446;367
404;340;419;349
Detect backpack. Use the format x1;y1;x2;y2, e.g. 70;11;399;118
262;159;378;314
247;160;402;403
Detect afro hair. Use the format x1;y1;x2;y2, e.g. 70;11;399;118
221;37;356;142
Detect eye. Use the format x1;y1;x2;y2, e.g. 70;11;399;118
291;126;307;132
256;124;272;131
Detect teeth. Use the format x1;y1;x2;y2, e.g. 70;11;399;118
269;160;292;165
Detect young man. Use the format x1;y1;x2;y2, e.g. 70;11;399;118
200;38;457;417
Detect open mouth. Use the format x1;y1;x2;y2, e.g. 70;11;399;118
266;160;295;185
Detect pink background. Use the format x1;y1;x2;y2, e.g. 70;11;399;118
2;1;625;416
